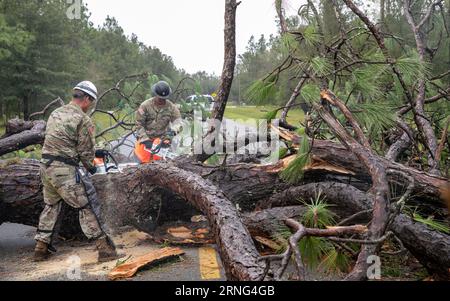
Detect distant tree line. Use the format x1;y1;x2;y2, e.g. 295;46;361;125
0;0;219;122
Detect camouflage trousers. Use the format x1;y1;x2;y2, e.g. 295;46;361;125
35;162;104;244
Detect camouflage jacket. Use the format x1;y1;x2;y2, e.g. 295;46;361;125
42;103;96;170
135;98;181;140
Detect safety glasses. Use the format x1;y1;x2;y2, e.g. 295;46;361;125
73;92;86;99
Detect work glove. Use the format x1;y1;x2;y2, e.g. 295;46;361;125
140;140;153;149
88;166;98;175
166;130;176;138
95;149;109;158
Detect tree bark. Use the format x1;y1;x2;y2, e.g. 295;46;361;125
1;159;448;279
196;0;239;162
260;182;450;280
0;160;265;281
0;120;45;156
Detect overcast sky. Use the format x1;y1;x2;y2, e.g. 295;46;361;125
84;0;300;75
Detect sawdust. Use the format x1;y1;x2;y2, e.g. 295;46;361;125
1;229;159;281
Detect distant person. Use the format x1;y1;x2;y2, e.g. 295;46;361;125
135;81;181;144
34;81;118;263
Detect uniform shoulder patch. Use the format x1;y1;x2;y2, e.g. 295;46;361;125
88;125;95;136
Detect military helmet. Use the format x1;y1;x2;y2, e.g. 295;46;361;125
151;81;172;99
74;81;98;101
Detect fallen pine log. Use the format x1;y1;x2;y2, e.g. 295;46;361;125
0;120;46;156
0;119;447;203
1;159;448;279
0;159;266;281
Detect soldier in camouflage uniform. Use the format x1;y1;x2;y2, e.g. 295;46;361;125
136;81;182;141
34;81;118;263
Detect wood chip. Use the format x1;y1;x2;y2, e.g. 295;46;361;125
108;247;185;280
167;227;194;239
254;236;282;251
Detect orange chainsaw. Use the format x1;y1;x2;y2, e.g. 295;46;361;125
134;132;177;164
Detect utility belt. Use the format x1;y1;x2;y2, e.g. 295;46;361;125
41;154;80;168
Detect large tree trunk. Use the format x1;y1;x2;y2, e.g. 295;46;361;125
1;160;448;279
0;160;266;281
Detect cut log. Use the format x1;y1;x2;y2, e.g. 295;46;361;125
108;247;185;281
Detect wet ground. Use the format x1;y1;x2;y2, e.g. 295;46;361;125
0;223;226;281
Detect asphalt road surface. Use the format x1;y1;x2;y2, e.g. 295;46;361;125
0;223;226;281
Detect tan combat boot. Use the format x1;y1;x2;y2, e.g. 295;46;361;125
96;237;119;263
34;241;50;262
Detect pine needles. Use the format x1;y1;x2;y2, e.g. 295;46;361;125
280;133;311;184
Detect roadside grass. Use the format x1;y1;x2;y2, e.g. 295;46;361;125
0;117;5;136
225;105;305;126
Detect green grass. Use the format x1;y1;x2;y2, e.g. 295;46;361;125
0;117;5;136
225;105;305;126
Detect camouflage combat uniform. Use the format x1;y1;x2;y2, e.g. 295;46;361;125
35;103;104;244
135;98;182;140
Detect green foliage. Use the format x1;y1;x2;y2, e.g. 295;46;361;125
318;248;351;274
299;237;334;268
266;147;289;163
0;0;201;120
262;109;279;123
350;102;397;135
245;74;278;104
310;57;333;77
395;50;432;83
280;133;311;184
413;213;450;234
205;154;222;166
303;25;321;48
301;84;321;103
301;191;336;228
276;192;351;274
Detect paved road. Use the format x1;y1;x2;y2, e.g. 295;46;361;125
0;223;226;281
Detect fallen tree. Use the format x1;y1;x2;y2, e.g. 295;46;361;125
1;159;449;279
1;0;449;281
0;119;46;156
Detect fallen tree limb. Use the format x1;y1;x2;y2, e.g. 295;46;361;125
0;120;46;156
1;118;446;202
259;182;450;280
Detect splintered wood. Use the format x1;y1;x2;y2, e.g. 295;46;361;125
108;247;185;280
